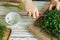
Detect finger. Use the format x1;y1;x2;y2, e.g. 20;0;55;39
28;10;32;17
25;9;29;15
56;5;60;10
32;11;36;18
49;4;53;10
36;10;39;18
25;11;29;16
25;8;28;13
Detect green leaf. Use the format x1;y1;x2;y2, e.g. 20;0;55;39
35;9;60;39
3;3;24;10
0;21;7;40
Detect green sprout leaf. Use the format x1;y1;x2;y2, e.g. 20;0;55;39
3;3;24;10
0;21;7;40
18;3;24;10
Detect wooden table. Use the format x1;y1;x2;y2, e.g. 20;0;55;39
0;1;50;40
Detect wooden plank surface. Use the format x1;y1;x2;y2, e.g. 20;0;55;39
0;1;57;40
4;28;11;40
28;25;58;40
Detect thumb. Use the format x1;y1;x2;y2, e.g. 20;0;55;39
49;4;53;10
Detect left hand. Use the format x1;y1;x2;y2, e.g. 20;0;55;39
49;0;60;10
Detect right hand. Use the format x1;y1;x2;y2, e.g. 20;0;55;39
4;0;39;18
22;0;39;18
49;0;60;10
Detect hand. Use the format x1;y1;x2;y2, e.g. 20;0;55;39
49;0;60;10
4;0;39;18
22;0;39;18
